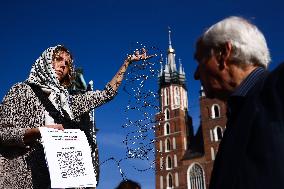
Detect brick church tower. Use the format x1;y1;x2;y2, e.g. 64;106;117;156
155;30;227;189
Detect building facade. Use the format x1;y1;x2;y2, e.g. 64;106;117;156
155;30;227;189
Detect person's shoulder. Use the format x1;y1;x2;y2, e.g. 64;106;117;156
10;82;31;90
10;81;29;88
261;62;284;95
271;62;284;74
265;62;284;83
277;61;284;68
6;82;33;96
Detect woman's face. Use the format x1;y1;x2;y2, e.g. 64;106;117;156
52;51;71;82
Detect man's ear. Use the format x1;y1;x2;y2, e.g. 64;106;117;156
217;41;232;69
223;41;232;60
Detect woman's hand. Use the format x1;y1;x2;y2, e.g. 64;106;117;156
23;124;64;145
45;124;64;130
127;48;155;63
109;48;155;92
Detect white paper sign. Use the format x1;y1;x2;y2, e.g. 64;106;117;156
39;127;97;188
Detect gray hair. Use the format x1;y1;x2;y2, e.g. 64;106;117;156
201;16;271;68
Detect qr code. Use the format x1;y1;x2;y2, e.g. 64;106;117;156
56;149;86;178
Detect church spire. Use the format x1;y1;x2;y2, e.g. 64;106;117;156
158;28;186;87
168;27;173;50
179;58;183;74
167;27;177;72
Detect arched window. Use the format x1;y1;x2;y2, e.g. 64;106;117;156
167;173;173;188
217;127;222;140
214;126;223;141
167;156;172;170
164;88;169;106
211;104;221;119
187;163;205;189
165;109;170;120
164;123;170;135
175;87;180;106
165;138;171;152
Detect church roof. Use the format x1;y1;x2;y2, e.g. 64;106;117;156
158;28;186;87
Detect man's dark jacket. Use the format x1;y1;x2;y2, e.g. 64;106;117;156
209;63;284;189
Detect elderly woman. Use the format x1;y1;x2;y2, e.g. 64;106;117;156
0;45;150;188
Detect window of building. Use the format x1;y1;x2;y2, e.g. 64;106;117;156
165;138;171;152
187;163;205;189
214;126;223;141
167;173;173;188
211;104;221;119
167;156;172;170
217;127;222;140
164;123;170;135
165;109;170;120
159;140;163;152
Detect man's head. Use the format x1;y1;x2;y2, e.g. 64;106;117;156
115;179;141;189
194;16;271;100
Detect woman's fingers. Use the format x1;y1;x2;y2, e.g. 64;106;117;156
126;48;156;63
45;124;64;131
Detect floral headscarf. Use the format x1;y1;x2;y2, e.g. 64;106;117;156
26;45;74;119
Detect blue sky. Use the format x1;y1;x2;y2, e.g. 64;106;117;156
1;0;284;188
